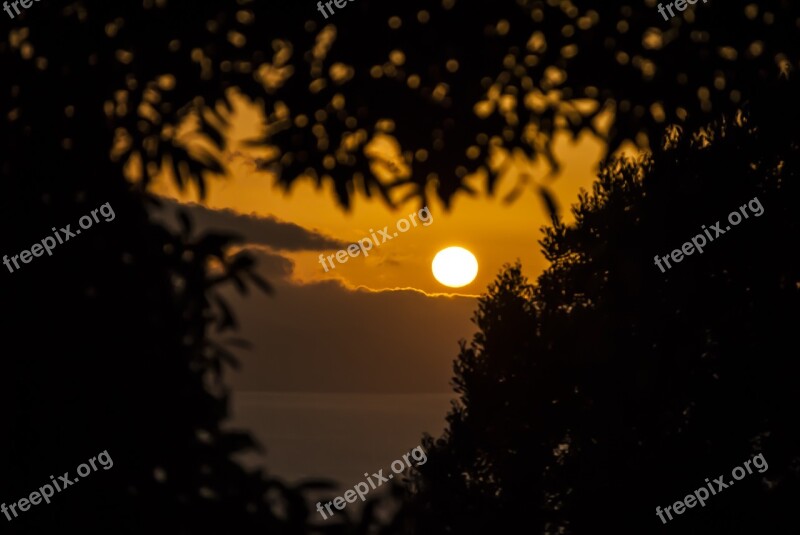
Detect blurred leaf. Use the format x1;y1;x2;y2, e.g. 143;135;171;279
213;294;237;332
247;271;274;295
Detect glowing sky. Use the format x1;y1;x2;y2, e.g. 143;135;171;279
151;92;607;297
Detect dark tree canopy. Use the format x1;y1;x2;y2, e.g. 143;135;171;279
2;1;798;534
3;0;797;212
410;76;800;534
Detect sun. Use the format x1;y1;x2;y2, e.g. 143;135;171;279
432;247;479;288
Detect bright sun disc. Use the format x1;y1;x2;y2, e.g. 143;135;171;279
432;247;478;288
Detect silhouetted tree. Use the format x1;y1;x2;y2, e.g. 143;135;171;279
2;1;798;534
399;264;544;534
411;75;800;535
0;2;318;533
3;0;794;214
244;0;800;214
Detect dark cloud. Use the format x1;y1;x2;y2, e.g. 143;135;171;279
243;246;296;279
150;198;347;251
150;199;477;393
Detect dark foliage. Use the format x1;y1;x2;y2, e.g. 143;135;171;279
0;1;313;533
1;0;798;534
3;1;794;214
411;76;800;534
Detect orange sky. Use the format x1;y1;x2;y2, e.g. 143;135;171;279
150;91;610;295
146;66;622;486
